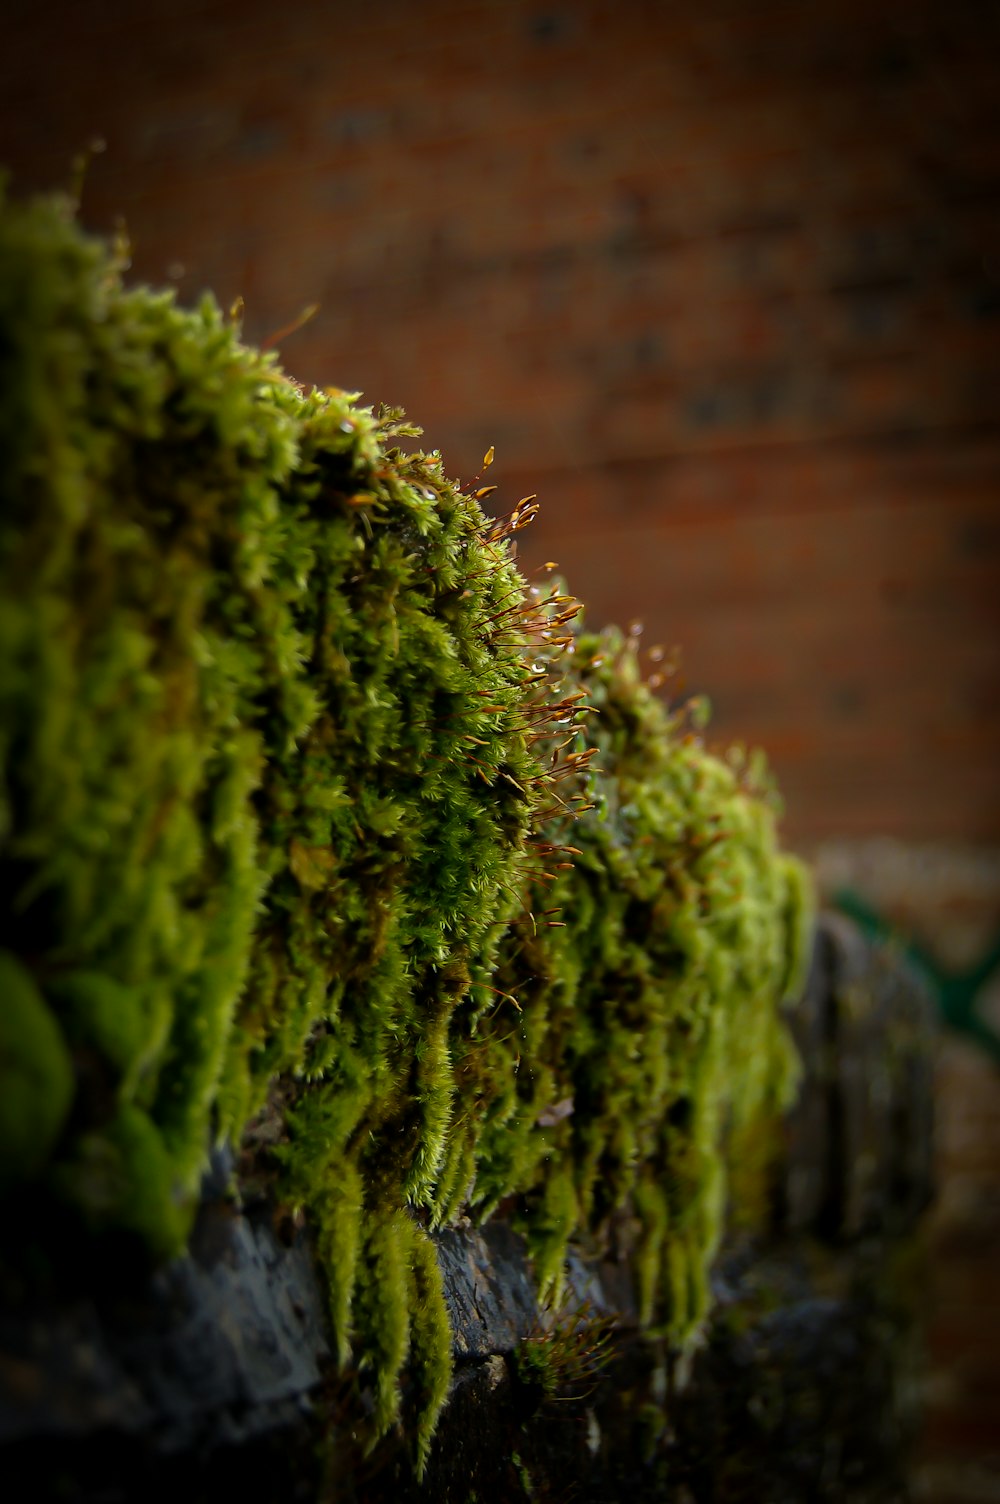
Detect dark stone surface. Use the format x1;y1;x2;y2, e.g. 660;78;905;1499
0;1157;330;1459
782;912;934;1241
0;916;933;1501
664;1244;918;1504
436;1219;542;1360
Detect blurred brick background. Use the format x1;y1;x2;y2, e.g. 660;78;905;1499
3;0;999;848
2;1;999;1495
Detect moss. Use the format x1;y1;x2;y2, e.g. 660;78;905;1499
0;952;75;1189
462;623;811;1345
514;1301;617;1406
0;188;812;1465
404;1216;454;1477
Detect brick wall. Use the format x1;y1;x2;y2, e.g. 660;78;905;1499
3;0;999;846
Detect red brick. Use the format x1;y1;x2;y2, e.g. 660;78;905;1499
2;0;999;849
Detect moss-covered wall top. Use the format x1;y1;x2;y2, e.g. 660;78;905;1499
0;188;811;1472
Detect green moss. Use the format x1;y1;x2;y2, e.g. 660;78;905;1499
0;188;812;1466
514;1301;617;1406
460;623;811;1345
404;1216;454;1477
0;952;75;1189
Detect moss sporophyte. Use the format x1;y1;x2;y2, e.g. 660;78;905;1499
0;187;813;1473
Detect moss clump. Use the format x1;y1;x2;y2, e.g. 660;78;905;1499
514;1301;617;1407
456;620;811;1340
0;188;811;1468
0;189;545;1456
